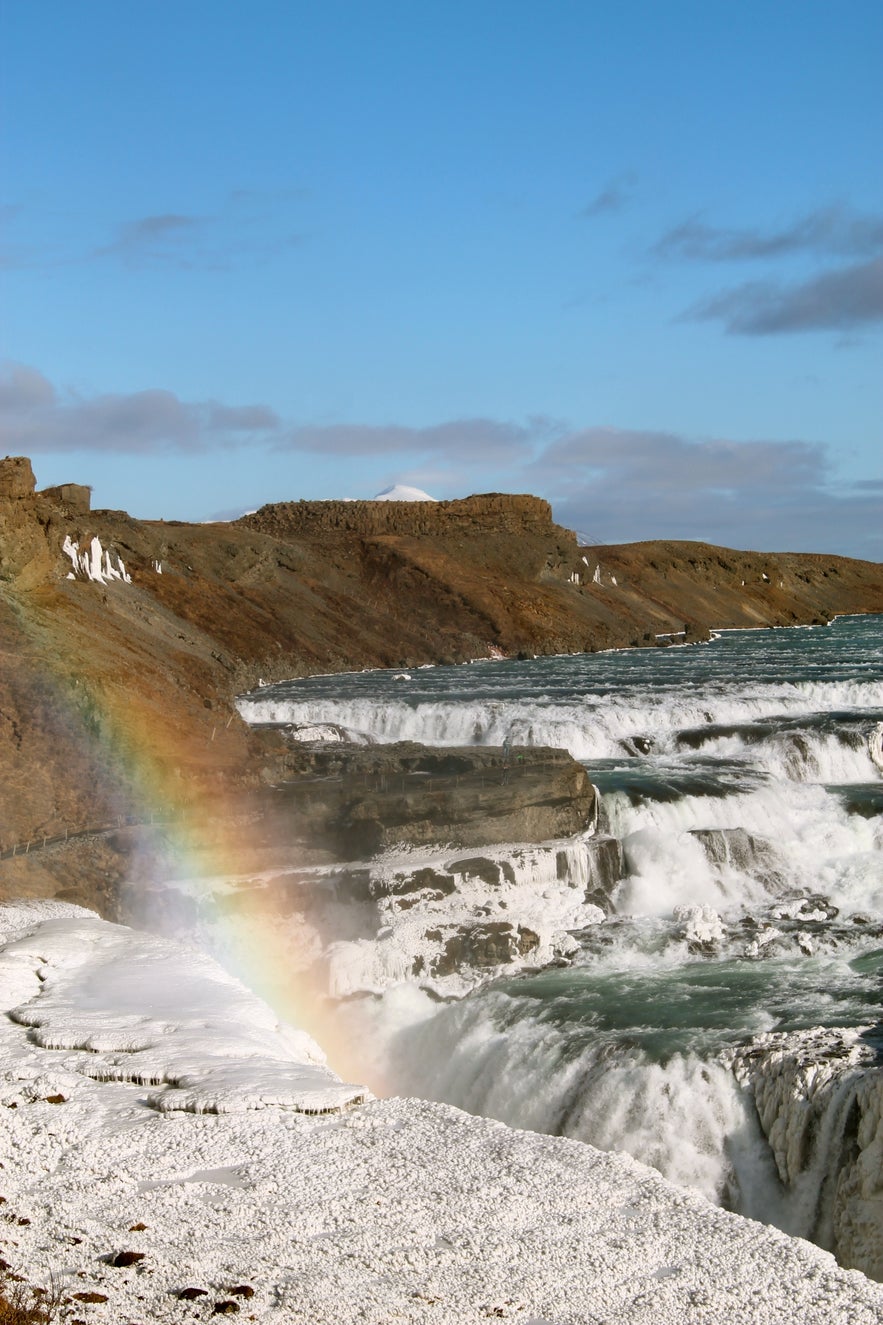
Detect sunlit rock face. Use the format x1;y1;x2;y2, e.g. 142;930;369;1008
0;455;37;499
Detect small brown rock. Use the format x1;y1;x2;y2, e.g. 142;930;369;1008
177;1287;208;1300
73;1291;109;1304
213;1302;240;1315
111;1250;145;1268
228;1285;255;1298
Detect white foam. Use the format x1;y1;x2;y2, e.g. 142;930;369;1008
605;781;883;916
237;681;883;761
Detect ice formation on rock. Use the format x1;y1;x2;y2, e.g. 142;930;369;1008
62;534;131;585
732;1026;883;1279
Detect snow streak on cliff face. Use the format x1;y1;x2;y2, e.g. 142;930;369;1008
1;900;882;1325
62;534;131;584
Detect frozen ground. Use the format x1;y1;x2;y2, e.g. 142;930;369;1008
0;902;881;1324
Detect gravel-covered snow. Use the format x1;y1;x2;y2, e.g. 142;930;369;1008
0;901;881;1324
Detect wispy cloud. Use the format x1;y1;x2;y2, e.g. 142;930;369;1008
581;173;637;219
651;204;883;337
94;213;204;267
208;402;280;431
93;199;304;270
1;190;305;272
276;416;563;463
0;362;280;453
686;256;883;335
533;426;825;494
528;426;882;557
654;205;883;263
4;362;879;557
0;363;556;468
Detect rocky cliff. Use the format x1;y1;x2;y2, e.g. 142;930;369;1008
240;492;568;539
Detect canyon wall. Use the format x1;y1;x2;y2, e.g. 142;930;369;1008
2;453;883;910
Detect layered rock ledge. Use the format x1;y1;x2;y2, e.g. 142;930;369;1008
247;735;596;858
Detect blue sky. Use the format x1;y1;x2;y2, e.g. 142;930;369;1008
2;1;881;556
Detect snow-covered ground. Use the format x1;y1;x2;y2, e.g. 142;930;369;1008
373;483;436;501
0;902;881;1323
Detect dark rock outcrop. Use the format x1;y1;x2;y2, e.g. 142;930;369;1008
40;482;91;514
218;739;596;862
429;922;540;977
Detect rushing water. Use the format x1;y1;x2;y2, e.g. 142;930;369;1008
240;615;883;1246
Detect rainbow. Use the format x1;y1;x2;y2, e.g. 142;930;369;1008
0;579;368;1087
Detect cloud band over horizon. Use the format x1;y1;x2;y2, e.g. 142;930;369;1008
1;360;879;561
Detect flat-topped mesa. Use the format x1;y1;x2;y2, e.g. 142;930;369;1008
238;492;576;542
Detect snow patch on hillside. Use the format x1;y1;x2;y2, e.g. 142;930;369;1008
62;534;131;585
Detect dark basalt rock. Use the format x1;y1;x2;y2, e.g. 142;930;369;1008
110;1250;145;1268
246;739;596;861
691;827;781;883
374;867;458;898
448;857;503;887
430;923;540;976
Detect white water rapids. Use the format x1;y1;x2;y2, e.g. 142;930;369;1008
234;616;883;1265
